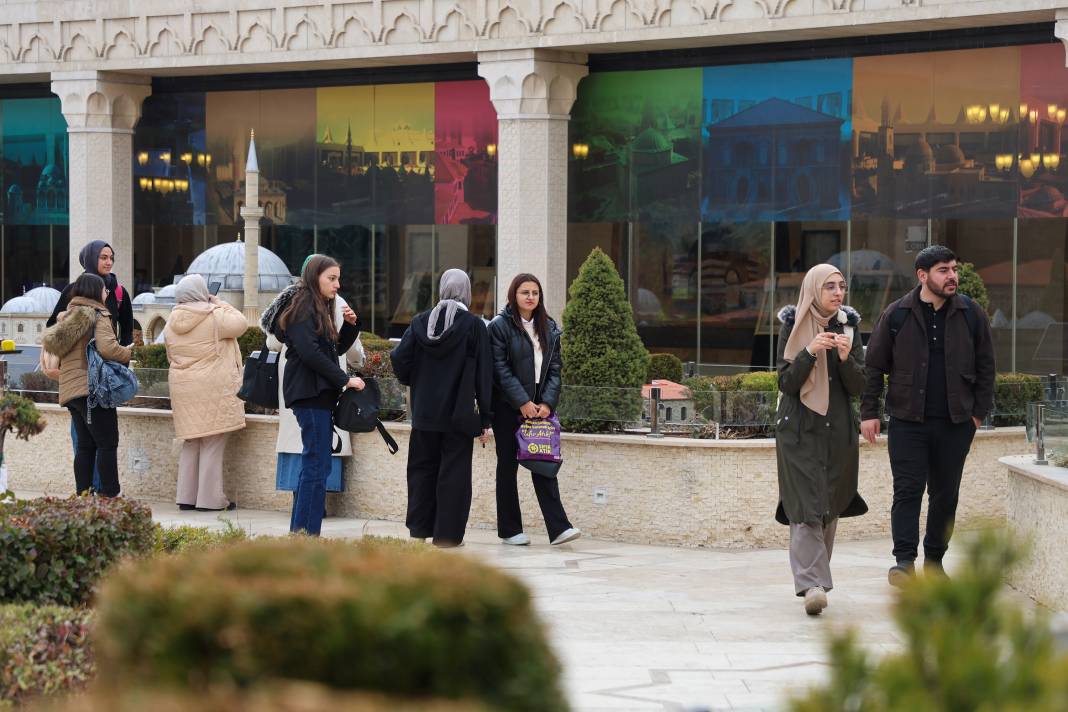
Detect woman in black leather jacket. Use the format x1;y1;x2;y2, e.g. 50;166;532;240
487;273;580;546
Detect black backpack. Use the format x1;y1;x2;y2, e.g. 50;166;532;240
888;293;978;346
333;378;399;454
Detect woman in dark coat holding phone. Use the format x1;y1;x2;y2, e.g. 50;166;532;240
270;254;364;536
487;273;580;546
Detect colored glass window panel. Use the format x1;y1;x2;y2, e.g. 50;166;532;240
702;59;853;222
569;68;702;223
434;80;498;224
1;98;69;226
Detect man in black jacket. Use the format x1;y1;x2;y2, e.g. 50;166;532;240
861;245;995;587
390;269;493;548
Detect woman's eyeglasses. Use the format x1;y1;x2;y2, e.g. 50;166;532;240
822;282;848;294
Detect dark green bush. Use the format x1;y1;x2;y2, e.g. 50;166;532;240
647;353;683;383
152;521;247;555
956;261;990;313
131;344;168;370
682;375;717;421
559;248;649;433
94;537;568;712
993;373;1043;427
0;603;94;708
791;531;1068;712
360;334;393;353
37;683;488;712
237;326;266;362
0;496;155;606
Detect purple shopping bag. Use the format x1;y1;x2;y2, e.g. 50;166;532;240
516;414;563;464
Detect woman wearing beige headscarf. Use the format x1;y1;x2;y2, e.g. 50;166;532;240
774;263;868;616
164;274;248;511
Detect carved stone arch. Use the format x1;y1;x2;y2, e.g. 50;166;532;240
62;32;98;61
487;5;532;39
104;28;141;59
193;24;232;55
752;0;795;19
20;34;57;62
821;0;852;10
285;16;325;50
336;15;377;47
148;26;187;57
112;94;140;130
432;8;480;42
383;11;425;45
699;0;733;20
239;20;277;53
518;72;549;113
594;0;640;31
541;2;586;34
86;91;109;116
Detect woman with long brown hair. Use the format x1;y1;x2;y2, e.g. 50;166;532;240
269;254;364;535
487;273;579;546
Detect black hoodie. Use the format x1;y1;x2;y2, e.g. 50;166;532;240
46;240;134;346
390;307;492;433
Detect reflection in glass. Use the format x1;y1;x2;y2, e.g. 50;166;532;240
1;98;69;226
1016;219;1068;375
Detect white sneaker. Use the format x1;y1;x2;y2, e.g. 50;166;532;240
502;533;531;546
551;528;582;545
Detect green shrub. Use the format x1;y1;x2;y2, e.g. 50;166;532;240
131;344;168;370
94;537;568;712
738;371;778;392
36;683;488;712
0;496;155;606
152;521;247;555
0;603;94;708
682;376;717;421
237;326;267;362
956;261;990;313
0;393;46;471
647;353;683;383
360;334;393;353
993;373;1043;427
791;531;1068;712
558;248;649;433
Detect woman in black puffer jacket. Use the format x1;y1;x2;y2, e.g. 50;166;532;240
486;273;580;547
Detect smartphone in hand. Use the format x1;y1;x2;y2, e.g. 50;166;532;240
209;281;222;296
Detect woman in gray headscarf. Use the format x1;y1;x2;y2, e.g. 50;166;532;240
163;274;248;511
390;268;493;547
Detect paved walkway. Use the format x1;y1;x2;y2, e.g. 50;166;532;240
146;502;936;712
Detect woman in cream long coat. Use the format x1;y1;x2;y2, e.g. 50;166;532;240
164;274;248;511
262;283;364;495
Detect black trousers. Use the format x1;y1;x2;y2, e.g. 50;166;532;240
66;397;120;497
406;428;473;545
887;417;976;563
492;401;572;542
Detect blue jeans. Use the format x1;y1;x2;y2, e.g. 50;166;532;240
71;421;103;492
290;407;334;536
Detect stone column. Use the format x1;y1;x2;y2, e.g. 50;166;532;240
478;50;588;318
50;71;152;286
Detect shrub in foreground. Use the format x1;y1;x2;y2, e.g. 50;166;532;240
152;520;248;554
34;683;488;712
94;537;568;712
0;496;155;606
791;531;1068;711
0;603;93;709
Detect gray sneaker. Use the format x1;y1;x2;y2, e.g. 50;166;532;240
804;586;828;616
502;533;531;546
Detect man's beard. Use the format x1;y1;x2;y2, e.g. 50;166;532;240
928;280;957;299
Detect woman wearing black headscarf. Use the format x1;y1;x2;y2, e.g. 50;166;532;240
47;240;134;346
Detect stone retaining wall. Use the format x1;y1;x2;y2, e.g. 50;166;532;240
9;405;1026;548
1002;455;1068;611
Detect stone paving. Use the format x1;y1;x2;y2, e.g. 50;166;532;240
144;501;959;712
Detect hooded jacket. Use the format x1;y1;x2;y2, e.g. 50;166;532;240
163;298;248;440
390;307;492;433
42;297;132;406
46;241;134;346
486;305;563;411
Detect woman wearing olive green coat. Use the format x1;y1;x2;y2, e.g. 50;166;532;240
775;264;868;616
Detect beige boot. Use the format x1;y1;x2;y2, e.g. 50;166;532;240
804;586;828;616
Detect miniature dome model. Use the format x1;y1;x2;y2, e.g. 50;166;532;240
155;284;177;301
132;291;157;305
23;286;61;313
632;127;672;154
0;296;37;314
905;138;935;172
935;144;966;168
180;241;294;292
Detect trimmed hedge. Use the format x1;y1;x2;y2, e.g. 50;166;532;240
0;603;94;709
131;344;168;370
0;496;155;606
94;537;568;712
35;683;489;712
152;521;247;555
993;373;1043;427
360;334;393;353
237;326;267;361
647;353;684;383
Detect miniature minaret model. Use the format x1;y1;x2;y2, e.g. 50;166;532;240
240;130;264;324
